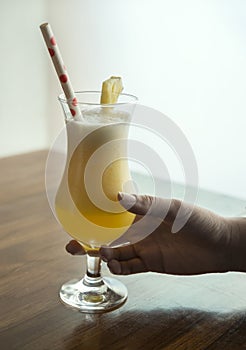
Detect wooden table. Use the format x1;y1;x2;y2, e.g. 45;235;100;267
1;150;246;350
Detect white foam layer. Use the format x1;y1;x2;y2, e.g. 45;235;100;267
82;107;130;124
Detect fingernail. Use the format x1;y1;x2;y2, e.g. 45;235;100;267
118;192;123;200
118;192;136;208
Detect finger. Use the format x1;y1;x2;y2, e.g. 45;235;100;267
66;240;86;255
100;245;137;262
118;192;182;224
108;258;148;275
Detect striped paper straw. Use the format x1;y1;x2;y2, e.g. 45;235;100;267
40;23;82;121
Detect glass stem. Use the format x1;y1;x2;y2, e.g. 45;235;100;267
86;254;101;278
82;254;105;289
80;255;107;303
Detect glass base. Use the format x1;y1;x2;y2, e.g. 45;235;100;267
59;276;128;313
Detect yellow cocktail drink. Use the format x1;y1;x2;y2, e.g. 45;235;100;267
55;109;135;248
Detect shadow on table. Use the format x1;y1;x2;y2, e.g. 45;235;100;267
62;307;246;350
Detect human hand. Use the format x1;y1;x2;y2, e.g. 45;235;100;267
66;193;235;276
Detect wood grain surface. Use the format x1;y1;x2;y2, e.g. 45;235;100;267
0;150;246;350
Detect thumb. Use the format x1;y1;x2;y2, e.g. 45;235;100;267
118;192;181;225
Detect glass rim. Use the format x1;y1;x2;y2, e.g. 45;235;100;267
58;90;138;106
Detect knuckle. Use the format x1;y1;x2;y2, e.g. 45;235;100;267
169;199;181;215
165;198;182;223
139;195;154;213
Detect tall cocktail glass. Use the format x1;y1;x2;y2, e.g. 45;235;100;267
50;91;137;313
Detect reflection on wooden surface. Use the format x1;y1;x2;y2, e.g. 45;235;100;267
0;151;246;350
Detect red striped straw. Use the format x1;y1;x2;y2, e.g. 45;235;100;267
40;23;82;121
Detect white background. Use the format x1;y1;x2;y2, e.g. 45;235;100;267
0;0;245;199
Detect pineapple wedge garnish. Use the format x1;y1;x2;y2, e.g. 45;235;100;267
100;76;123;104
